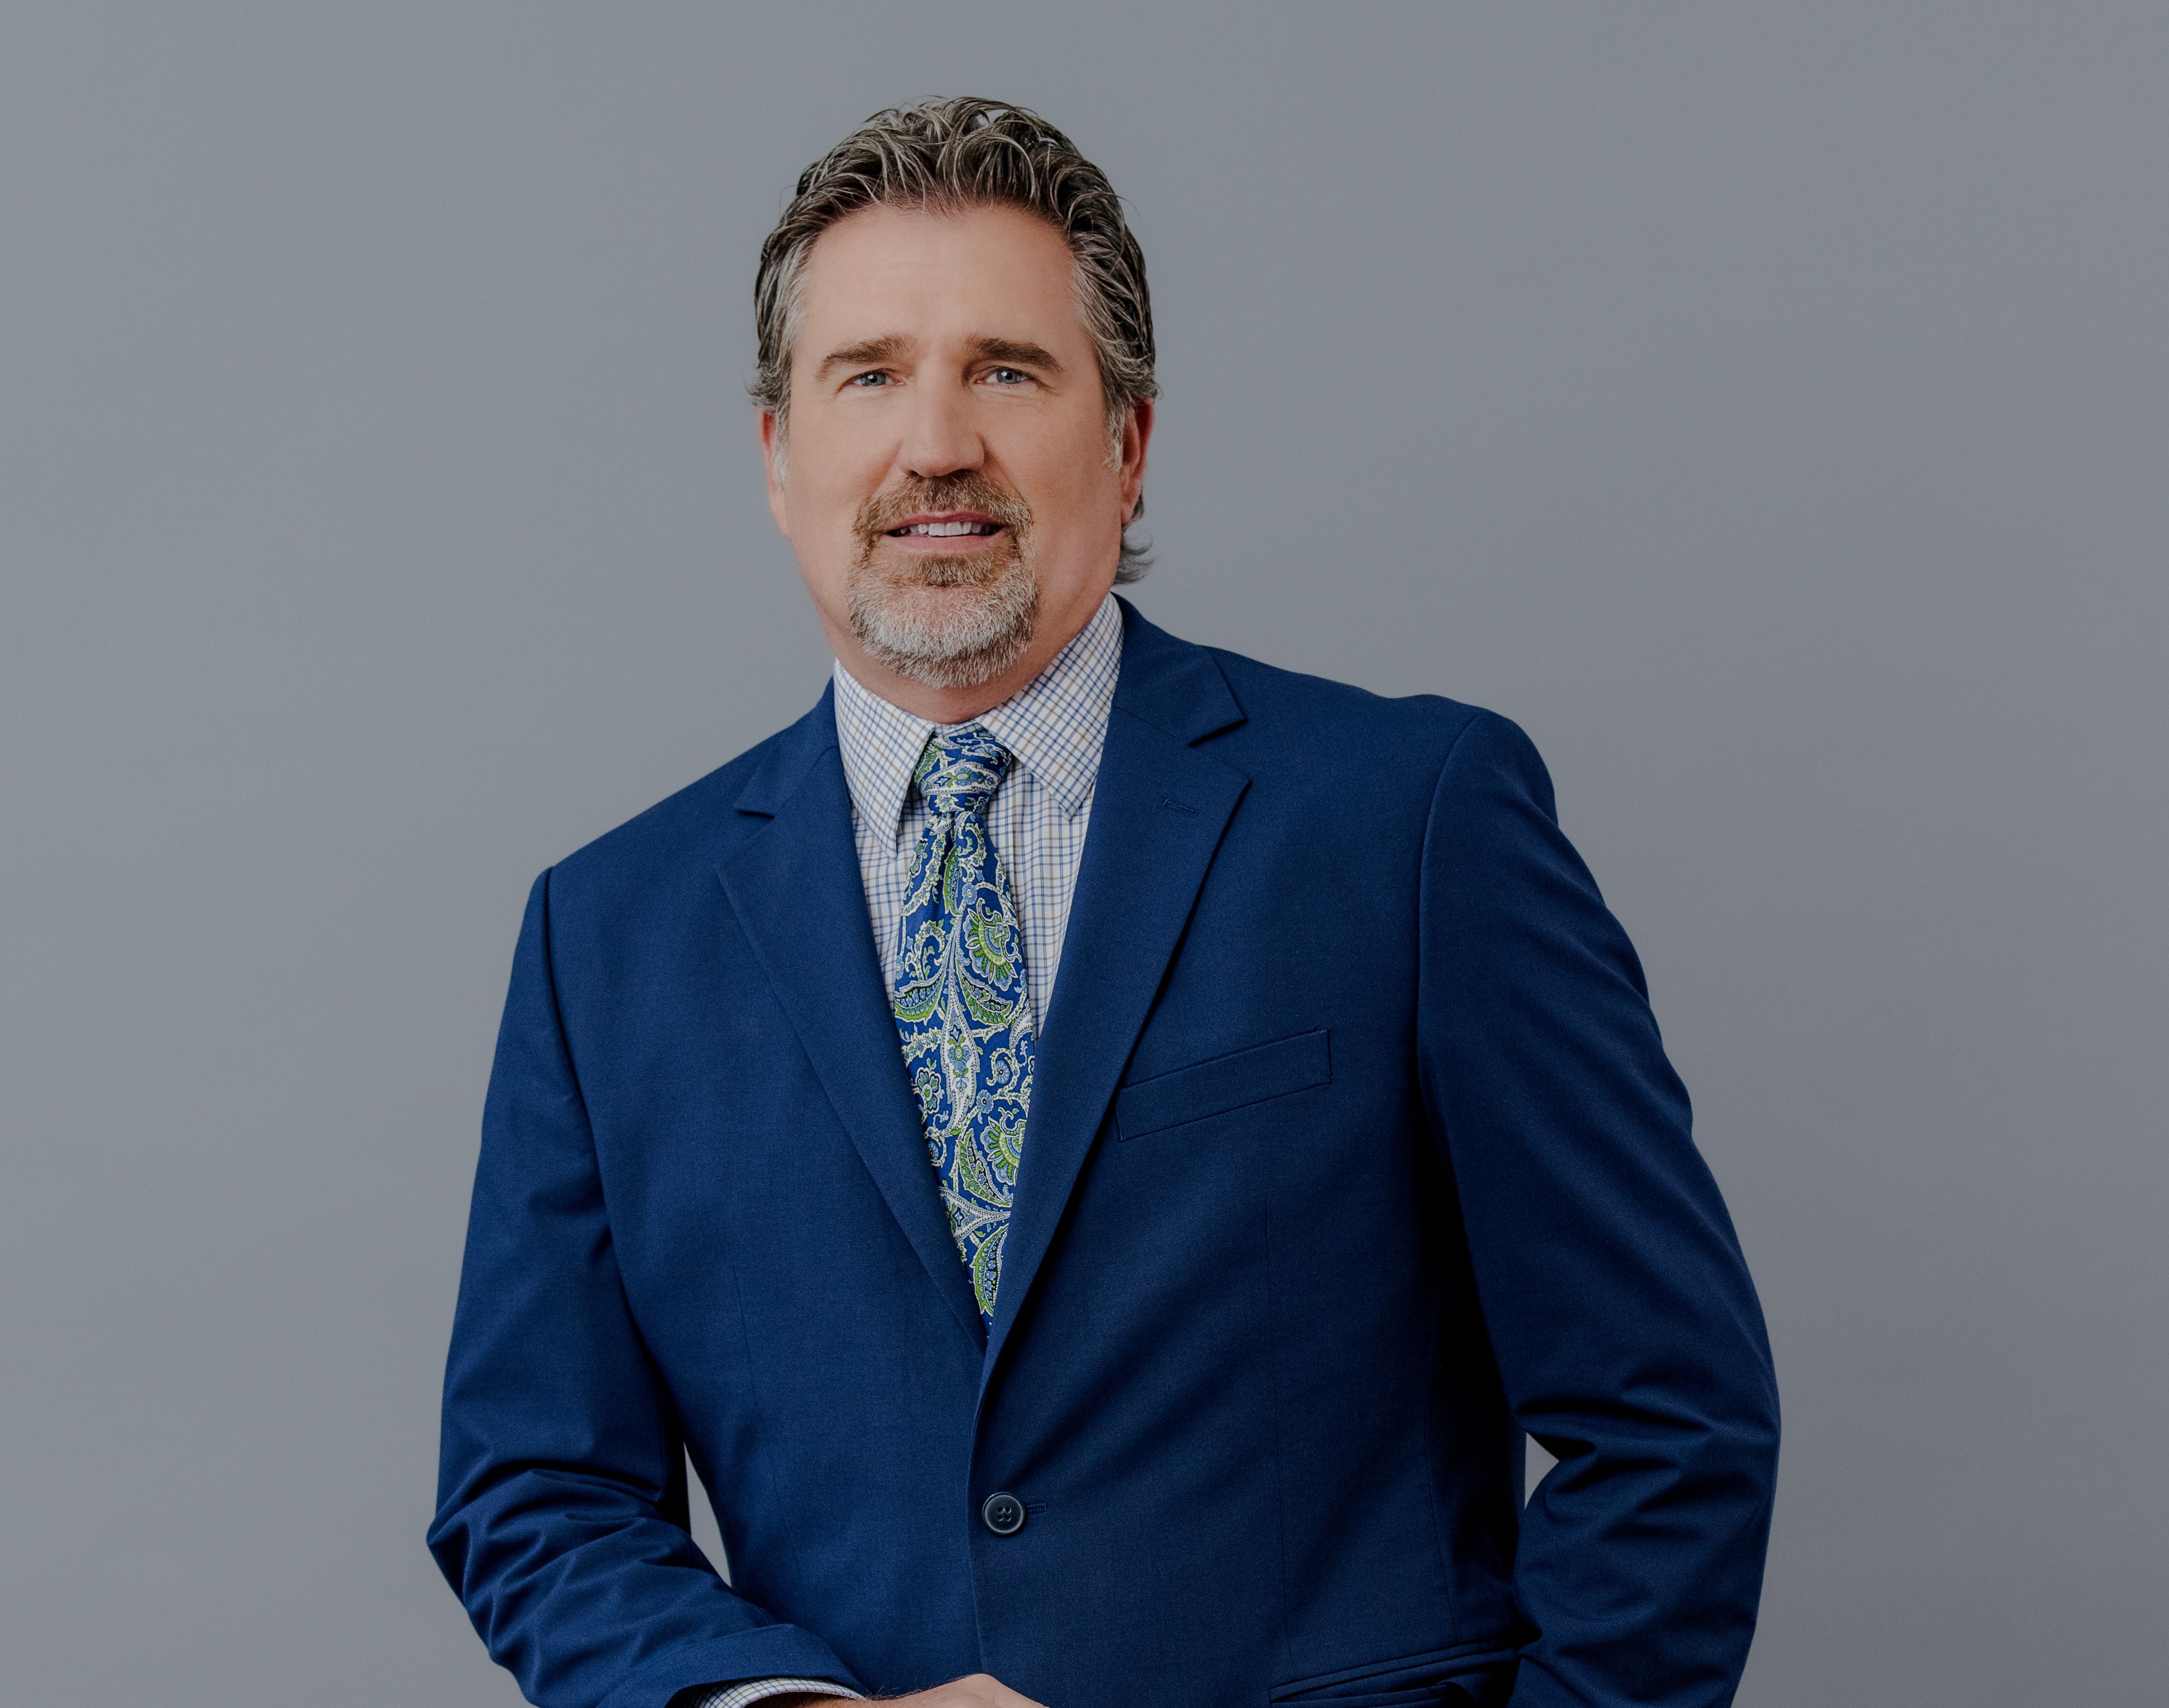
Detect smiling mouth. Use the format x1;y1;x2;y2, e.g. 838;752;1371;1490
886;514;1004;539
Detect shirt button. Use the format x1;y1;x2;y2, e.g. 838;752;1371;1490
981;1492;1026;1536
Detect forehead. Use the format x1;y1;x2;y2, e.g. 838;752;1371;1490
793;202;1087;354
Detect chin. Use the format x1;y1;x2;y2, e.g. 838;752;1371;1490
848;560;1040;692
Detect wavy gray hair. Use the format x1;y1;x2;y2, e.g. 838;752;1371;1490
751;97;1157;581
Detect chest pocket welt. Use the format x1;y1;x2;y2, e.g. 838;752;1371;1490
1115;1029;1331;1141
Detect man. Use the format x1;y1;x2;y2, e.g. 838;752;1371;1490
431;98;1779;1708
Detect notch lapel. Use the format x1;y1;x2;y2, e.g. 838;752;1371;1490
717;708;986;1352
985;611;1250;1377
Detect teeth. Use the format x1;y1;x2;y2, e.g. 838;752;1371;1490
901;520;992;537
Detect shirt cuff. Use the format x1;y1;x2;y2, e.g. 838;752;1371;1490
673;1677;865;1708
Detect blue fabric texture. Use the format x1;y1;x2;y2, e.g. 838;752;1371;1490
430;600;1780;1708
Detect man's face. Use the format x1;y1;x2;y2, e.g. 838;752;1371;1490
763;202;1149;704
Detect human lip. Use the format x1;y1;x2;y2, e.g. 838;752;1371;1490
883;510;1005;540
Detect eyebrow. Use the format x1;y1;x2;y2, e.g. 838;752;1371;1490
968;336;1065;374
816;334;909;379
813;333;1067;380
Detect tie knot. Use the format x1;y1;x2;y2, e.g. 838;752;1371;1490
915;725;1009;818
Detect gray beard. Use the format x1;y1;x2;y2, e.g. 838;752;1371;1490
846;545;1040;691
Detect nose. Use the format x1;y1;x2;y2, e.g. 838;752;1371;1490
897;375;984;481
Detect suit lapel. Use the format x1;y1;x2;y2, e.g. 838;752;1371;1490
717;695;986;1352
985;607;1250;1376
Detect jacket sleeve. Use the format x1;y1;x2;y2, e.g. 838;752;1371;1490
1416;713;1780;1708
428;870;861;1708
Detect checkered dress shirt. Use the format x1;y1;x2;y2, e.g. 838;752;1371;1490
674;596;1123;1708
836;592;1124;1034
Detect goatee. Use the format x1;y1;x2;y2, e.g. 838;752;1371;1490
847;474;1038;691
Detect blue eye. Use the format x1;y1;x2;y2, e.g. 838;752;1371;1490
848;371;891;388
986;367;1028;386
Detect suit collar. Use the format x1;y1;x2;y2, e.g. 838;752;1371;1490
732;683;841;819
1107;595;1247;747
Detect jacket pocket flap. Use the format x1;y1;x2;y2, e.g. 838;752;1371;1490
1115;1028;1330;1141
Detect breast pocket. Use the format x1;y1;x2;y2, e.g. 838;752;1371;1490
1114;1028;1331;1141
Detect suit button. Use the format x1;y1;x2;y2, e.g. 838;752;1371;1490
981;1492;1026;1536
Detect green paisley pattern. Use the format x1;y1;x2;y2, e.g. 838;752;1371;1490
892;726;1034;1323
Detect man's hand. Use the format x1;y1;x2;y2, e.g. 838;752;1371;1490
767;1678;1047;1708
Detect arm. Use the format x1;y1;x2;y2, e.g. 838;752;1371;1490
1417;713;1780;1708
429;870;860;1708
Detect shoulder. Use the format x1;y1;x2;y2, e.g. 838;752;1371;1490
1164;623;1533;792
544;692;833;905
1176;640;1584;911
1210;644;1485;743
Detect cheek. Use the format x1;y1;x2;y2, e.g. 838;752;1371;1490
787;455;871;545
1033;457;1123;540
1016;420;1119;513
780;478;869;602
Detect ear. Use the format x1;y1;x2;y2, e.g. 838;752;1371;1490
1117;399;1154;522
758;409;791;538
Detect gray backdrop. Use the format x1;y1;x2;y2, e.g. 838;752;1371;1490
4;5;2162;1704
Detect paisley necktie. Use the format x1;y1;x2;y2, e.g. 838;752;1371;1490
891;726;1035;1324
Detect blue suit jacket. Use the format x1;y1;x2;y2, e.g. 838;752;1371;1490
431;602;1779;1708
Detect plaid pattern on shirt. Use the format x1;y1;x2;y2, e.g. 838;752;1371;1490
833;593;1124;1033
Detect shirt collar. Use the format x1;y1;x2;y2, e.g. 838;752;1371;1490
832;593;1125;849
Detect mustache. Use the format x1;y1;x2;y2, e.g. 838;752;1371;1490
853;473;1034;553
